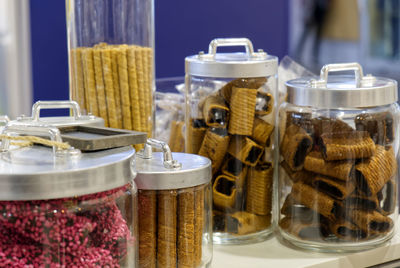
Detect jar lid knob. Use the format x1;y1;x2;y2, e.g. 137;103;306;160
139;138;182;169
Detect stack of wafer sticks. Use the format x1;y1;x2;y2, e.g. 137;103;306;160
70;43;153;141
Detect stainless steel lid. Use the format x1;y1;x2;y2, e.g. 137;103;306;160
0;124;135;200
286;63;398;108
185;38;278;78
14;100;104;127
135;139;211;190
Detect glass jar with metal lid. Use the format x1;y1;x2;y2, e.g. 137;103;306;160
135;139;212;267
0;123;138;266
185;38;278;244
277;62;399;252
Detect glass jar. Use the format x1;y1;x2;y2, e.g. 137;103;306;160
0;124;138;266
185;38;278;244
277;63;399;252
135;139;212;267
66;0;154;139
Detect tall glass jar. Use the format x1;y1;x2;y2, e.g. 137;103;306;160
66;0;154;140
135;139;212;267
277;63;399;252
0;124;138;266
185;38;278;244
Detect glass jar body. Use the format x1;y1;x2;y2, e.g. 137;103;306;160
277;102;399;252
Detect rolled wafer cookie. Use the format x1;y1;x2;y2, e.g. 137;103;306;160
138;190;157;268
221;156;248;190
246;162;273;215
312;117;354;144
82;48;99;116
202;94;229;128
228;86;258;135
101;48;118;128
70;48;86;111
304;151;355;181
218;77;267;103
279;217;330;240
291;182;339;220
134;47;147;132
187;119;207;154
280;161;315;183
227;136;264;167
93;48;109;126
355;112;394;145
312;175;355;200
111;48;123;128
194;185;205;266
178;188;196;268
226;211;271;235
126;46;141;131
198;128;230;174
168;120;185;152
157;190;177;268
349;210;393;234
330;219;368;240
252;117;274;145
281;124;313;171
320;131;376;161
255;91;273;116
213;175;237;210
117;46;133;130
356;145;397;196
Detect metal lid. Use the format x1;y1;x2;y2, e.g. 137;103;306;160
0;124;135;200
286;63;398;108
14;100;104;127
135;139;211;190
185;38;278;78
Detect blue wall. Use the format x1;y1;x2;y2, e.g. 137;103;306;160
30;0;288;102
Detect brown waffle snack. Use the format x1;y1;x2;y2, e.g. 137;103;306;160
329;219;368;240
355;145;397;196
304;151;355;181
291;182;339;220
246;162;273;215
281;194;320;223
312;175;355;200
355;112;394;145
213;175;237;209
285;111;313;134
194;186;205;266
279;217;329;240
219;77;267;103
221;156;248;191
343;194;379;211
281;124;313;171
138;190;157;268
228;86;258;135
320;131;376;161
255;91;273;116
198;128;230;174
186;119;207;154
379;179;396;216
157;190;177;268
227;136;264;167
280;161;315;183
252;117;274;146
168;120;185;152
202;94;229;128
178;189;196;268
312;117;354;144
349;210;393;234
226;211;271;235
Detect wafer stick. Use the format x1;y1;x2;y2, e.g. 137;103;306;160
227;136;264;167
138;190;157;268
198;128;230;174
330;219;367;240
70;48;86;111
111;48;123;128
304;151;355;181
252;117;274;146
349;210;393;234
312;117;354;144
228;87;258;135
202;94;229;128
218;77;267;103
281;124;313;171
246;162;273;215
187;119;207;154
117;46;132;130
157;190;177;268
194;186;205;266
356;145;397;196
226;211;271;235
134;47;146;132
126;46;140;131
82;48;99;116
146;47;154;136
168;120;185;152
93;48;109;126
178;188;195;268
312;175;355;200
320;131;376;161
213;175;237;209
143;47;153;136
101;49;118;128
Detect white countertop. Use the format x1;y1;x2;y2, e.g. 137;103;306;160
212;223;400;268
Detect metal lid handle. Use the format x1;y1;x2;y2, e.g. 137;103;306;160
208;38;254;57
31;100;82;121
319;62;364;87
139;138;182;169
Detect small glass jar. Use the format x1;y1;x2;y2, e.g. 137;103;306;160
277;63;399;252
135;139;212;267
185;38;278;244
0;124;138;266
66;0;154;138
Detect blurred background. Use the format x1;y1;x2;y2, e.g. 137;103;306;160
0;0;399;117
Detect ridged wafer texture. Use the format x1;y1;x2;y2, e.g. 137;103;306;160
280;161;315;183
202;94;229;128
81;48;99;116
134;47;146;132
312;175;355;200
126;46;141;132
378;178;396;216
226;211;271;235
252;117;274;145
157;190;177;268
186;119;206;154
329;219;367;240
355;112;394;145
116;46;133;130
228;87;258;135
255;91;273;116
212;174;237;209
312;117;354;143
281;124;313;171
138;190;157;268
349;210;393;234
198;128;230;173
101;49;118;128
69;48;86;111
218;77;267;103
168;120;185;152
320;131;376;161
227;136;264;167
111;49;123;128
194;186;205;266
246;162;273;215
178;189;195;268
304;151;355;181
93;48;109;126
143;47;154;136
355;145;397;196
279;217;330;240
